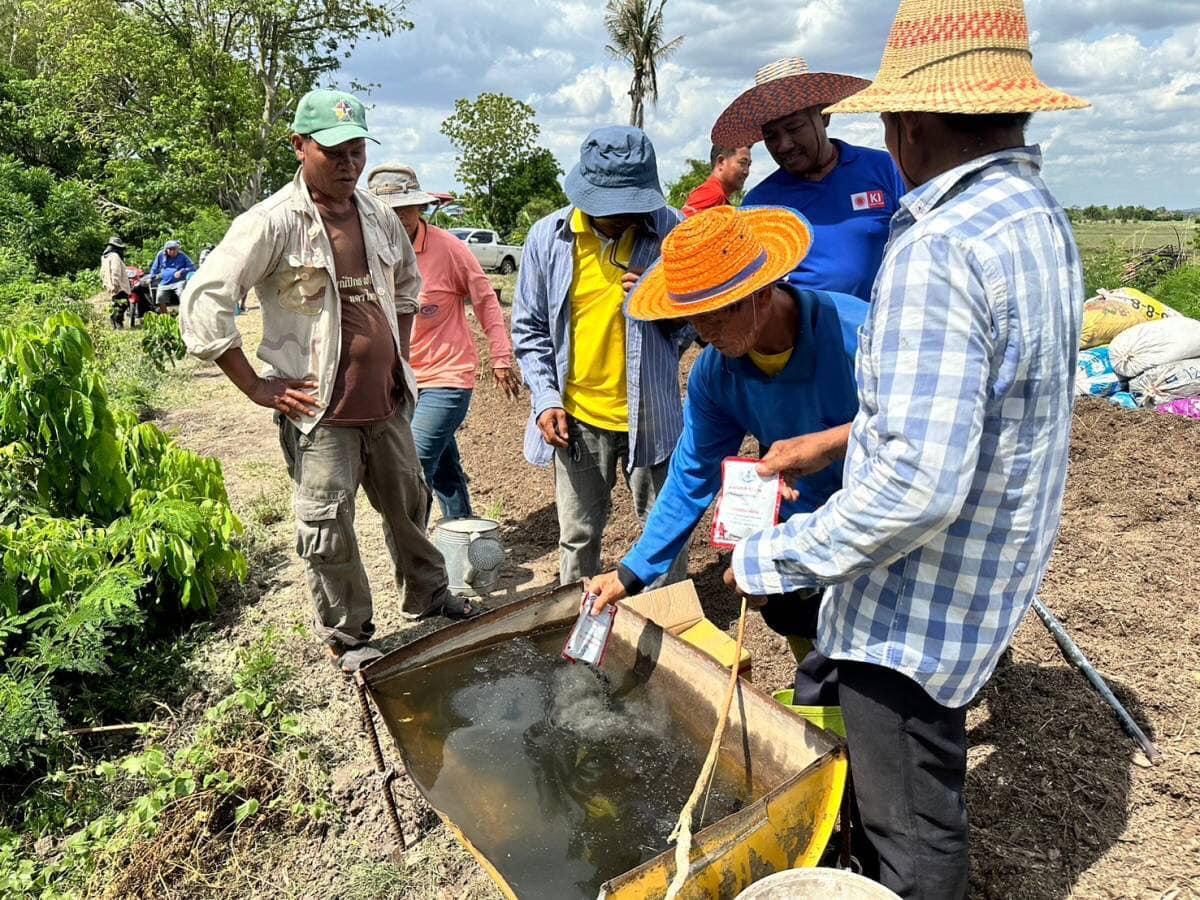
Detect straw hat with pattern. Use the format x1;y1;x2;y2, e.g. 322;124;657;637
825;0;1088;115
626;205;812;322
711;58;871;148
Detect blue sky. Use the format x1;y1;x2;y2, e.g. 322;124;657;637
344;0;1200;209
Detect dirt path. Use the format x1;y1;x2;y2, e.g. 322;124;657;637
160;305;1199;899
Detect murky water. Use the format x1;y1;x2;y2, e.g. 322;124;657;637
372;628;752;899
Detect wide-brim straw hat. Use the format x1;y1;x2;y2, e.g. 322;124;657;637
626;205;812;322
825;0;1088;114
711;58;871;148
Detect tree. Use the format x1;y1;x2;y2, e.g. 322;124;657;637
440;93;540;228
666;158;710;209
603;0;683;128
490;148;566;239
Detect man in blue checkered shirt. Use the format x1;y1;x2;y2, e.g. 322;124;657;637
728;1;1090;896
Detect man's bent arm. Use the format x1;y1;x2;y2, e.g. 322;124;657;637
732;236;994;595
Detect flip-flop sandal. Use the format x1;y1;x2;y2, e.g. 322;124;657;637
401;593;483;622
326;644;383;674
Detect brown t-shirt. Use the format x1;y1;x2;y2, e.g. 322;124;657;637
321;201;400;426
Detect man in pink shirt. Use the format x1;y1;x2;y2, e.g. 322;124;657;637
369;164;521;519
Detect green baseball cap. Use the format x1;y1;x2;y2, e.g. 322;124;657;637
290;89;379;147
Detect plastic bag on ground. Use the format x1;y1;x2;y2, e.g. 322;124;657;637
1154;398;1200;420
1108;391;1139;410
1129;357;1200;406
1074;346;1121;397
1108;318;1200;378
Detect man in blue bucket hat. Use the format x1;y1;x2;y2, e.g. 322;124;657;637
512;126;692;587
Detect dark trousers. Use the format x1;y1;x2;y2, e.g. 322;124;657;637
759;590;840;706
839;660;969;900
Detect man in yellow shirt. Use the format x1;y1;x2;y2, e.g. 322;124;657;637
512;126;691;585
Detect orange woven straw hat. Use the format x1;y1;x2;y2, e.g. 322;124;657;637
626;205;812;322
711;58;871;148
825;0;1088;114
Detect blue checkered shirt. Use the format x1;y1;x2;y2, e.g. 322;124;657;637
731;147;1085;708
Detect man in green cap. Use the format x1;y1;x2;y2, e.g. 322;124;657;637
182;89;475;675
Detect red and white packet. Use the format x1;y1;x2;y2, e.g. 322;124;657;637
562;592;617;666
710;456;784;550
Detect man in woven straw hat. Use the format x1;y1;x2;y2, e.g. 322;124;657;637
585;205;866;724
713;57;907;302
368;163;520;521
512;125;692;587
730;2;1089;895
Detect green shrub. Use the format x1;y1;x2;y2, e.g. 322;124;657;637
1151;264;1200;320
1082;244;1127;297
0;311;244;773
139;312;186;373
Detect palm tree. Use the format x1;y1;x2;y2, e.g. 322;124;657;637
604;0;684;129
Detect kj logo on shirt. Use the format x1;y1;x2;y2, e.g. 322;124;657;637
850;190;886;211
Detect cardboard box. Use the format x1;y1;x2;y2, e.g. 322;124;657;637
624;580;752;673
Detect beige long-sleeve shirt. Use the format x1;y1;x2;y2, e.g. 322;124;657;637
180;169;421;433
100;251;131;297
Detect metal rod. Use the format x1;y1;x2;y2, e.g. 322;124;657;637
1031;597;1162;765
354;675;409;850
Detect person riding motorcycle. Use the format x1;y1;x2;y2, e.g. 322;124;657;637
148;239;196;310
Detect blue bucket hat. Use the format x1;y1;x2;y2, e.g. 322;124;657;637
564;126;664;217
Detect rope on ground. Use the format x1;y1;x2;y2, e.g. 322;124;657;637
665;596;749;900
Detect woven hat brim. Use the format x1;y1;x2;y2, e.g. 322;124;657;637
825;80;1089;114
711;74;872;147
626;207;812;322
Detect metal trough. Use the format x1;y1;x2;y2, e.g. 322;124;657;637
359;582;848;899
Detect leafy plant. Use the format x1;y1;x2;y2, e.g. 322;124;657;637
139;312;186;373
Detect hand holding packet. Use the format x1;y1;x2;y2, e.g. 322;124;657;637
562;592;617;666
711;457;783;550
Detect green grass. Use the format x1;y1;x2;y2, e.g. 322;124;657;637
1152;265;1200;319
1072;220;1197;254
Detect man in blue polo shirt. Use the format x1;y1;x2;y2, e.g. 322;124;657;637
712;57;906;301
586;205;864;711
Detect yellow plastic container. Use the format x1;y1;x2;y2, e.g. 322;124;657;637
679;618;752;672
773;689;847;738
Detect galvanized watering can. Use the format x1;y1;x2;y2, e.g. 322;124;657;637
432;517;506;595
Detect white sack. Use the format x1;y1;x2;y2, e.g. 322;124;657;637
1108;318;1200;379
1129;357;1200;405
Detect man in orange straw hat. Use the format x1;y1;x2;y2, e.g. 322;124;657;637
713;57;907;302
730;1;1089;896
586;204;867;723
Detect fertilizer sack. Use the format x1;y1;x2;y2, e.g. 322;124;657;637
1109;319;1200;378
1108;391;1139;410
1074;347;1121;398
1129;357;1200;405
1099;288;1180;320
1080;299;1143;349
1155;398;1200;421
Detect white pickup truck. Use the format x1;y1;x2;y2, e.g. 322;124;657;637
449;228;523;274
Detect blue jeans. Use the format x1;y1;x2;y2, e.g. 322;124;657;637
411;388;473;520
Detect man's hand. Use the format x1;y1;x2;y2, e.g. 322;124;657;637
492;366;521;400
537;407;569;448
620;266;645;295
173;269;185;281
248;377;321;418
756;425;852;501
584;571;627;614
723;566;768;608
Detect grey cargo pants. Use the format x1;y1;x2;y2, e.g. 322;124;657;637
554;417;688;586
277;401;450;648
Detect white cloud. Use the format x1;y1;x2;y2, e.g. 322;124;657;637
344;1;1200;209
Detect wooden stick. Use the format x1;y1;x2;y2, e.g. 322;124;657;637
665;597;749;900
63;723;146;736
